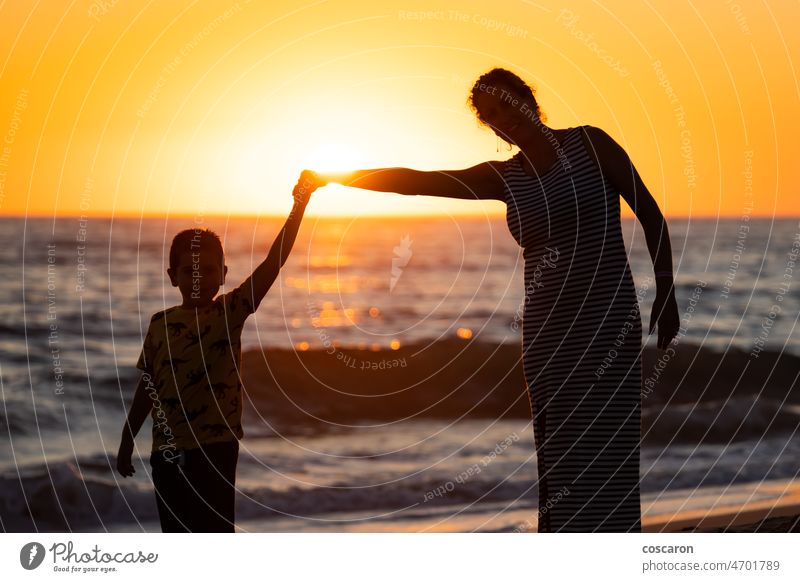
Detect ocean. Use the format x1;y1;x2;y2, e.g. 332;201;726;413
1;215;798;531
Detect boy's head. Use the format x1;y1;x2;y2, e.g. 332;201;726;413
168;228;227;306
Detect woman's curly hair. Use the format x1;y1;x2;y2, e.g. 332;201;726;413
468;68;546;125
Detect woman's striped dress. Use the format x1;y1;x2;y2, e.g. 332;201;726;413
503;125;643;532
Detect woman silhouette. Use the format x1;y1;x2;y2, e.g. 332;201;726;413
303;68;680;532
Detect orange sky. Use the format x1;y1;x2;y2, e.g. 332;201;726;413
0;0;797;218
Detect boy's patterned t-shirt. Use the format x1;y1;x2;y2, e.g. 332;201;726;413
136;282;255;452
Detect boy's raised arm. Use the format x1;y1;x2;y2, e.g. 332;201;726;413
244;176;315;310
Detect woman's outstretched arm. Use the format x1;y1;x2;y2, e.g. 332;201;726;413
305;161;507;201
580;125;680;350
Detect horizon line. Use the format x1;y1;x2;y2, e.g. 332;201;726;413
5;212;800;220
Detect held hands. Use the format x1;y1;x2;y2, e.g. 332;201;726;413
649;286;680;350
293;169;329;206
301;169;329;189
292;173;315;207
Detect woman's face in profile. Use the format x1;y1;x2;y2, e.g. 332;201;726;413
473;86;530;144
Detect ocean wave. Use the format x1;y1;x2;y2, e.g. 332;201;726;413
0;459;155;532
3;340;797;444
0;404;63;437
643;397;800;445
241;341;799;444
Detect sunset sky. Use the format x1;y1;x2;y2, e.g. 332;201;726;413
0;0;797;218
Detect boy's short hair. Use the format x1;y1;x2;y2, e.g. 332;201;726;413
169;228;224;271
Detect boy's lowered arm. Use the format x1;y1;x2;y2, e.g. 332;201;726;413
245;177;314;310
116;373;154;477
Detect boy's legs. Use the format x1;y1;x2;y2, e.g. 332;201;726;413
150;451;192;532
186;440;239;532
150;440;239;533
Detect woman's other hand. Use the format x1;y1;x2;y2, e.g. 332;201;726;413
649;288;680;350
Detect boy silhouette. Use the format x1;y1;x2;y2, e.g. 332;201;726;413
116;176;314;532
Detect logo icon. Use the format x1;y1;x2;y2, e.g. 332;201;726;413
20;542;46;570
390;234;413;293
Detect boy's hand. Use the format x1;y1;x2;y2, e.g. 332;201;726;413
116;440;135;477
293;172;316;206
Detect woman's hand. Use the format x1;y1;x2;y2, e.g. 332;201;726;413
649;287;680;350
300;169;329;190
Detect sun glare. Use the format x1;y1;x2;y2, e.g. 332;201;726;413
305;142;365;173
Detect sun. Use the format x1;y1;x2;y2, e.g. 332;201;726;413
304;142;365;173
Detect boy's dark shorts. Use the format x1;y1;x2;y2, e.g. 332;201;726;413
150;440;239;533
